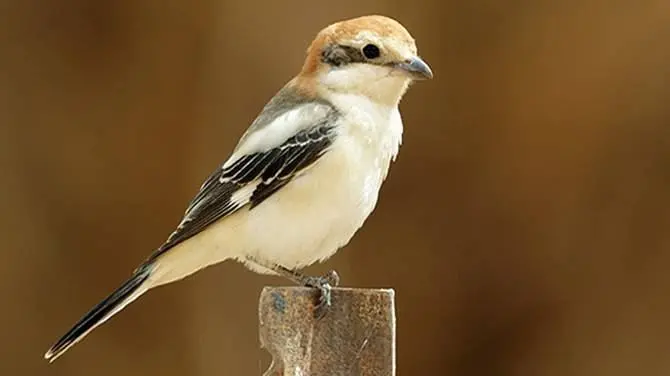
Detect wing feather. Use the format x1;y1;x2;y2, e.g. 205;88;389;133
147;106;338;261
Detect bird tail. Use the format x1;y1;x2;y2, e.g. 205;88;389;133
44;263;154;363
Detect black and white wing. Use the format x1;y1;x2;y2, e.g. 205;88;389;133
147;106;338;261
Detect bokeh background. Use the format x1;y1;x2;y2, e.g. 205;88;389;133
2;1;670;375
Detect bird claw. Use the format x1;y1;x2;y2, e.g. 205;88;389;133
302;270;340;319
322;269;340;287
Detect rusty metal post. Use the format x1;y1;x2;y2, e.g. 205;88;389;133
259;286;396;376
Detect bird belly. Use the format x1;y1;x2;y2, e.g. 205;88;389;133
236;140;388;271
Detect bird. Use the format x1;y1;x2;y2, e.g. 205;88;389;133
44;14;432;362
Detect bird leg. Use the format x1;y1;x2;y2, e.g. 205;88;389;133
246;257;339;319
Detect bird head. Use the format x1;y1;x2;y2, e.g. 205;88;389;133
298;15;432;106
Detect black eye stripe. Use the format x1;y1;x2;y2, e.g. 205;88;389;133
321;44;366;66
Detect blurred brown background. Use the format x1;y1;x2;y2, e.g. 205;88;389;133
2;0;670;375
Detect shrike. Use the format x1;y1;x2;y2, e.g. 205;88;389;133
45;14;432;362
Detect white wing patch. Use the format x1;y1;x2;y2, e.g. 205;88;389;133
230;181;259;206
227;103;333;165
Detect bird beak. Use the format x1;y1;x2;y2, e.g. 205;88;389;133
394;56;433;80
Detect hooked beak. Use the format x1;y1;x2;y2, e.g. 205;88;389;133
394;56;433;80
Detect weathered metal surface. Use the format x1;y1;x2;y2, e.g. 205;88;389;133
259;287;396;376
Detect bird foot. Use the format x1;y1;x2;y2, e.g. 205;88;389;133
261;260;341;319
301;270;340;319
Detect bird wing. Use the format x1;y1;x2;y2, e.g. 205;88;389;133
146;99;339;261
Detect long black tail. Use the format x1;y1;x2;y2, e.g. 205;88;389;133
44;264;153;362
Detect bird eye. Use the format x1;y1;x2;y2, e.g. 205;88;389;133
362;44;381;59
